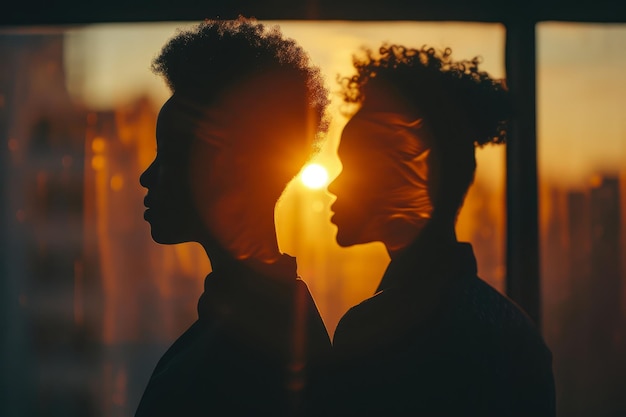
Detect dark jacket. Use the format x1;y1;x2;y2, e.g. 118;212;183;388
135;254;331;417
329;242;555;416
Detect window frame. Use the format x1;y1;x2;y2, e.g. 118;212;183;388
2;1;625;328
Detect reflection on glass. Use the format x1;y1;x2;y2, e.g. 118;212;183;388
1;22;505;416
538;22;626;417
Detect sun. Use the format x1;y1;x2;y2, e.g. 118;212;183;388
300;163;329;189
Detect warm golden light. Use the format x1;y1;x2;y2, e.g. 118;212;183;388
110;174;124;191
91;155;105;171
300;163;329;189
92;137;106;153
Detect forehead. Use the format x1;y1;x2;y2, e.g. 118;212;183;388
156;95;229;152
157;96;201;136
338;111;387;165
340;109;399;149
339;107;431;166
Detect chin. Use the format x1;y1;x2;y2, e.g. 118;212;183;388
150;231;174;245
145;209;195;245
148;225;188;245
332;216;359;247
335;221;382;248
334;228;361;248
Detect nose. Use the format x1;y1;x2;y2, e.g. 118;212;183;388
327;173;342;198
140;159;157;188
327;178;337;196
327;160;343;196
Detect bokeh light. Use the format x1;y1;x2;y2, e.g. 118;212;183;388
300;163;329;189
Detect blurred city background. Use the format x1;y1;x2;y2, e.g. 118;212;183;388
0;21;624;416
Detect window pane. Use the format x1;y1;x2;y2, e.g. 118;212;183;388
538;22;626;417
1;21;504;416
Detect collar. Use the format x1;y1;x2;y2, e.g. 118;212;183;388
197;253;298;322
377;241;477;293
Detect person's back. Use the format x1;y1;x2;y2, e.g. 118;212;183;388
332;242;554;416
135;257;330;416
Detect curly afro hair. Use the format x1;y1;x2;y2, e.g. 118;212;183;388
339;44;510;220
340;44;509;147
152;17;329;137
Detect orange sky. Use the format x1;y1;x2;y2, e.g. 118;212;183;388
537;23;626;188
62;21;626;189
54;20;626;332
62;21;508;189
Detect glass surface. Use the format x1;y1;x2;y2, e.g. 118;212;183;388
537;22;626;417
0;21;505;416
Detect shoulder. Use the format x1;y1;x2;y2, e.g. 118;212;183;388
334;290;391;332
333;292;378;346
449;276;550;357
453;276;544;342
333;289;416;353
458;278;556;413
450;276;554;382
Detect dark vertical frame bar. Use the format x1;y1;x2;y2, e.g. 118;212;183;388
0;38;13;417
505;20;541;326
0;37;22;417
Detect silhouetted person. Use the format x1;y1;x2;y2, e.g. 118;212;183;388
326;45;556;416
135;19;331;417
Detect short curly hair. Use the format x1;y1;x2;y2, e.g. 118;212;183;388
340;44;510;220
152;16;329;141
340;44;509;147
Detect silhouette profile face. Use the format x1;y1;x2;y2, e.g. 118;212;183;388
140;85;304;258
329;111;390;247
329;89;433;250
140;96;206;244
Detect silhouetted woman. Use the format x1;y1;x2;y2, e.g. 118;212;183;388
327;45;555;416
136;19;331;417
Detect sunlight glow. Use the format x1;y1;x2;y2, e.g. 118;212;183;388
300;163;329;189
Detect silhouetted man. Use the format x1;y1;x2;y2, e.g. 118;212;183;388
135;18;331;417
326;44;556;416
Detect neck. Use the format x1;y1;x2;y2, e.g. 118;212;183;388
386;216;457;260
200;206;282;270
199;236;232;271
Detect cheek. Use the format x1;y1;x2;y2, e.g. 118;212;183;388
341;164;394;207
188;141;223;198
188;143;244;234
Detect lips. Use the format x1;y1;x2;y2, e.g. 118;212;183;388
329;203;341;224
144;195;154;208
143;195;155;221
